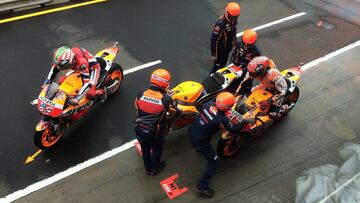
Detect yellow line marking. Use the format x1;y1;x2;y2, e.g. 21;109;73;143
0;0;107;24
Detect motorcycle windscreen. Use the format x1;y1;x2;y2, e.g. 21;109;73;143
58;73;83;96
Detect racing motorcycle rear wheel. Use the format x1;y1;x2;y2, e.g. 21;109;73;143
106;63;124;95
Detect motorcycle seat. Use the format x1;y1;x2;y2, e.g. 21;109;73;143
201;72;225;94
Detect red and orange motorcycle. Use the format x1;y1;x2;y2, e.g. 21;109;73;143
217;64;303;157
31;43;123;150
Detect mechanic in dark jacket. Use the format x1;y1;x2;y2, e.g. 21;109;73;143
210;2;241;74
134;68;179;176
189;92;251;196
227;29;261;93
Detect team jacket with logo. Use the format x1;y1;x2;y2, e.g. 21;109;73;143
47;47;101;94
134;86;176;134
211;15;237;57
190;101;246;140
230;41;261;68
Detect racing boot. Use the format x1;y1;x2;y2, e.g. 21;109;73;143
196;187;215;197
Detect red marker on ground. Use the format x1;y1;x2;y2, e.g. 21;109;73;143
134;140;143;156
160;174;188;200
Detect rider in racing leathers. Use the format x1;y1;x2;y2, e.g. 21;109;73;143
237;56;290;118
44;46;106;104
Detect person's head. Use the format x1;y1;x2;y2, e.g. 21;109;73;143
241;29;257;50
215;92;235;111
247;56;270;79
225;2;240;22
150;68;171;91
53;46;76;71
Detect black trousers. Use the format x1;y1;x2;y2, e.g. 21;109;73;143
188;127;219;190
211;51;230;74
135;126;165;172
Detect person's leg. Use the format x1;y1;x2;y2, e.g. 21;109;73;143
210;52;229;74
135;128;152;173
196;143;219;190
151;132;165;170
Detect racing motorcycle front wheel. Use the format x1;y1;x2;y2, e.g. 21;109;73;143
34;124;65;150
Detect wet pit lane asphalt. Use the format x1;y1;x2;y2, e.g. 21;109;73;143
0;0;359;202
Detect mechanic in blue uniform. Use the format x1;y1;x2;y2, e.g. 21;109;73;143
189;92;251;196
210;2;241;74
134;69;179;176
227;29;261;93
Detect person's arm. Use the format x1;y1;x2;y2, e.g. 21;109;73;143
235;73;253;96
230;42;240;66
211;23;223;59
221;113;247;132
45;64;60;84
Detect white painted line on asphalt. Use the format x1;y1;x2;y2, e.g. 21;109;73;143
319;170;360;203
236;12;307;37
124;60;162;75
302;40;360;71
1;140;138;203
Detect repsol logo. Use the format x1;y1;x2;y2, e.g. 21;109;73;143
39;96;56;106
142;96;162;104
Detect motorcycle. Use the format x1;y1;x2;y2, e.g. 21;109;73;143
31;42;124;150
217;64;303;157
169;64;244;130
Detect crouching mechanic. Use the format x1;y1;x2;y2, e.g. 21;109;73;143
44;46;106;103
188;92;251;196
240;56;290;118
134;69;180;176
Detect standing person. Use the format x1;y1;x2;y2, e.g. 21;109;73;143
134;69;179;176
210;2;241;74
188;92;252;196
227;29;261;92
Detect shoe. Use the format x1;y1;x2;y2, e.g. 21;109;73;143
195;186;215;197
145;171;155;176
151;160;167;175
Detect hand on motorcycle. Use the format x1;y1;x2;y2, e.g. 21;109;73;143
68;97;79;106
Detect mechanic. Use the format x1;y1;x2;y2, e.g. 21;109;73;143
238;56;290;118
188;92;252;196
227;29;261;92
45;46;106;103
210;2;241;74
134;68;180;176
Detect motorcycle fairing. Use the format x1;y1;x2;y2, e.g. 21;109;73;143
58;73;83;96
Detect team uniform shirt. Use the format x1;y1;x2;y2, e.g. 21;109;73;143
230;41;261;68
47;47;101;95
190;101;246;142
211;15;237;58
134;86;176;135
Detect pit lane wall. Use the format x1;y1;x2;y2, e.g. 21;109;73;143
0;0;79;13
